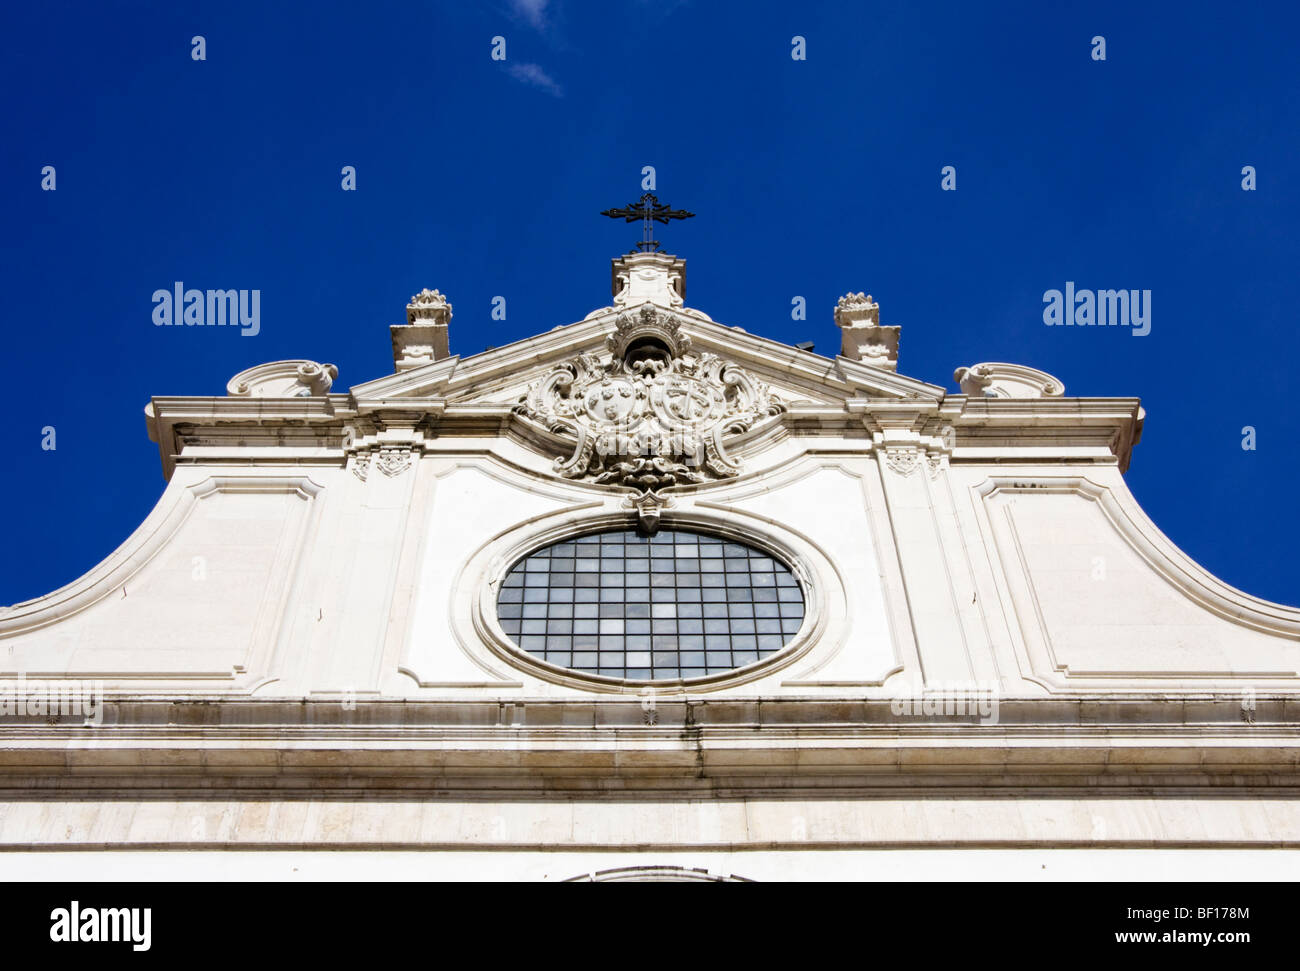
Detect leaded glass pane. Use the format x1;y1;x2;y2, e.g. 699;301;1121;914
496;528;805;680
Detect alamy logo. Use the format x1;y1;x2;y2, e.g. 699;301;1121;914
50;901;151;951
1043;282;1150;336
151;282;260;336
888;679;1000;725
0;674;102;725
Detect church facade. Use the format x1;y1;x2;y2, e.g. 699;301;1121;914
2;245;1298;880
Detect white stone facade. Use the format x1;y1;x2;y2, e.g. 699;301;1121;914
2;251;1297;879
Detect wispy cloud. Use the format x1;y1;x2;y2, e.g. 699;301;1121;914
506;62;563;97
509;0;551;31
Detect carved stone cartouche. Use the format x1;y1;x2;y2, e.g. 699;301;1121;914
516;305;784;490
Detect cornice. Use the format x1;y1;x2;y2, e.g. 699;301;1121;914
148;395;1145;480
953;396;1144;469
347;354;459;399
954;396;1143;421
834;355;947;399
145;330;1145;479
0;697;1297;794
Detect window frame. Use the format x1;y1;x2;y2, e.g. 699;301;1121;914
465;510;830;692
496;527;807;682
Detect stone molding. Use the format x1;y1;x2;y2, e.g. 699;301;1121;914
4;795;1300;851
0;473;323;688
954;361;1065;398
973;476;1300;665
2;696;1299;795
226;359;337;397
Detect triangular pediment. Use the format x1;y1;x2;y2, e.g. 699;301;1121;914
349;308;945;408
143;253;1144;484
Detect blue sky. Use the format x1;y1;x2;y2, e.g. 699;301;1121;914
2;0;1297;606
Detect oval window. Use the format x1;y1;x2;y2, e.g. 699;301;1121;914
496;528;805;681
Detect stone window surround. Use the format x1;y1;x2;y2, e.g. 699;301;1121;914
457;505;840;693
496;527;806;682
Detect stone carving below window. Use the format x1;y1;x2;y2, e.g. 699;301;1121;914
515;305;785;490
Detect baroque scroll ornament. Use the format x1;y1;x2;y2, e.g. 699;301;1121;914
515;306;785;489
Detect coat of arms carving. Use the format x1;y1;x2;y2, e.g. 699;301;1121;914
515;305;785;489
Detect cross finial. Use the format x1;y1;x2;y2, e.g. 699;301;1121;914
600;192;695;253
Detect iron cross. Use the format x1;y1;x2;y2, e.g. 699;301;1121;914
600;192;695;252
